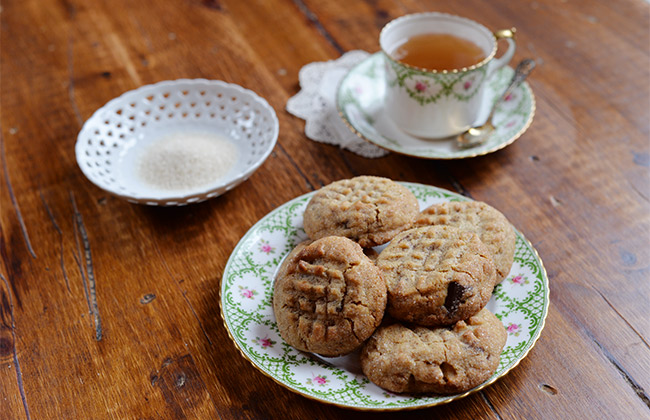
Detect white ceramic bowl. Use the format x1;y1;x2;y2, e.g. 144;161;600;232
75;79;279;206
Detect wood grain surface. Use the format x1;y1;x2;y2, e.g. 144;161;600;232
1;0;649;418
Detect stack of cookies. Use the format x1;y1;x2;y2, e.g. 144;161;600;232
273;176;514;395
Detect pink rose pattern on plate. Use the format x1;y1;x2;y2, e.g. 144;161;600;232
253;335;276;348
259;239;275;254
307;374;328;386
239;285;257;299
507;323;522;337
510;275;529;286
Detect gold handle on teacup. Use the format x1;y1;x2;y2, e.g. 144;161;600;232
494;27;516;40
487;27;517;85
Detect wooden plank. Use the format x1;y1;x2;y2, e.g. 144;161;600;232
1;0;648;418
297;0;650;415
0;271;30;420
486;305;650;419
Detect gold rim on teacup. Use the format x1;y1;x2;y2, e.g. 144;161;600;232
379;12;516;74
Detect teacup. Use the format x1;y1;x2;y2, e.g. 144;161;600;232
380;12;516;139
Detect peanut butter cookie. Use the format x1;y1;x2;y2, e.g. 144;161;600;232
273;236;387;357
414;201;515;284
360;308;507;394
303;176;419;248
376;226;495;326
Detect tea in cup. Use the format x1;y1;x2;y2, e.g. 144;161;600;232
380;12;516;138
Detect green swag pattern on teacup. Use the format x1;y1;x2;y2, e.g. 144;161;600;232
385;55;487;105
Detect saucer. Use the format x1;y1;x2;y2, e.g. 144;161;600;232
336;53;536;159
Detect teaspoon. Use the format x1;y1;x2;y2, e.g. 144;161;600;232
456;58;536;149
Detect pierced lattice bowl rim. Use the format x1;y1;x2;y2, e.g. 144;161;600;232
75;79;279;206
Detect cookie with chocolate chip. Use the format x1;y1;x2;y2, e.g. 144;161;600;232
303;176;419;248
273;236;387;357
376;225;495;326
360;308;507;394
414;201;515;284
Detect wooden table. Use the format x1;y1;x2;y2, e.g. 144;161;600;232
1;0;648;418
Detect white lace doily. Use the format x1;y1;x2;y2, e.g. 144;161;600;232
286;50;389;158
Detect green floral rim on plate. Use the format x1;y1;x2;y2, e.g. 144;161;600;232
336;53;536;159
220;183;549;411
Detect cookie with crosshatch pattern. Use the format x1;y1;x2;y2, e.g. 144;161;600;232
360;308;507;394
414;201;515;284
303;176;419;248
376;225;495;326
273;236;387;357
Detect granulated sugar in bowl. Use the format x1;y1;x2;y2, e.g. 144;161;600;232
75;79;279;206
138;131;238;191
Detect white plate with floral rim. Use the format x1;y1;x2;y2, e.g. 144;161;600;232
336;53;536;159
221;182;549;411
